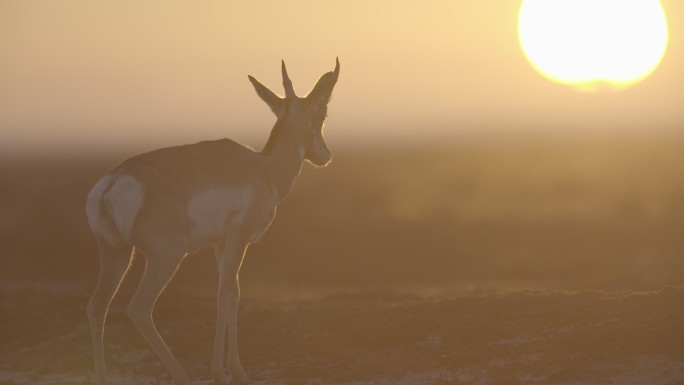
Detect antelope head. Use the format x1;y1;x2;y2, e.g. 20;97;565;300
248;58;340;166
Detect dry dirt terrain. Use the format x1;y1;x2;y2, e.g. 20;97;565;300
2;133;684;384
1;285;684;385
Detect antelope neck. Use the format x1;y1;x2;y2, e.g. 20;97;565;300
260;117;307;203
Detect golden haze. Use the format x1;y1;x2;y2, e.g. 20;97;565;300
3;3;684;383
0;1;683;154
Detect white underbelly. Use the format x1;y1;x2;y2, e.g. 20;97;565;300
187;185;255;240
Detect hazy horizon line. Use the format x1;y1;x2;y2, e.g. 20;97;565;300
2;123;683;160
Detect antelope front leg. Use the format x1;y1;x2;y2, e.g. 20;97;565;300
226;275;247;382
212;242;248;384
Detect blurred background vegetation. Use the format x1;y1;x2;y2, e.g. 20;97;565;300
2;130;683;298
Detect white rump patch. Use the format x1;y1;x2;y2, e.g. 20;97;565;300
104;175;145;241
187;186;254;239
86;175;119;244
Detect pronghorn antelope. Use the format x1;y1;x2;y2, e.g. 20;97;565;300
85;59;340;385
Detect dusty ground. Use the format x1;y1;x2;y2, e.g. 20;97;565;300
1;285;684;385
3;134;684;384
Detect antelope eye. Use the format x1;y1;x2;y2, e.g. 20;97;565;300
311;108;325;121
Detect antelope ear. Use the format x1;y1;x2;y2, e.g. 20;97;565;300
248;75;285;116
307;57;340;105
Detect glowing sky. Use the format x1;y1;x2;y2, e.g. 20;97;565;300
1;1;683;154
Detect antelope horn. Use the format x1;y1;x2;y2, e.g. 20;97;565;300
281;60;295;98
333;57;340;81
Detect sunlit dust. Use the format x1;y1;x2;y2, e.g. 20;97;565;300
518;0;669;91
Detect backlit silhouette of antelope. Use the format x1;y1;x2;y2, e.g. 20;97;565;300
85;59;340;385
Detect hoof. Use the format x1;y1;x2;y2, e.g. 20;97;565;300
211;370;231;385
231;368;249;384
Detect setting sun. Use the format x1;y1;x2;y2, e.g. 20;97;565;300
519;0;669;91
3;2;684;384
